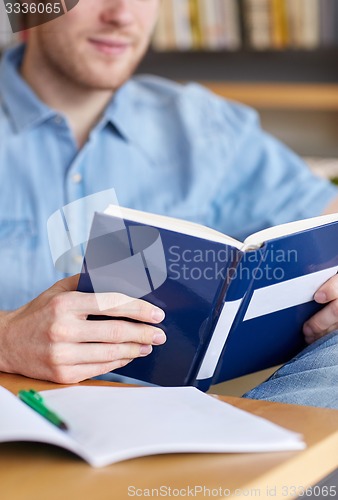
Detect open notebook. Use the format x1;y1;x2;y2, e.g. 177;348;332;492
0;386;305;467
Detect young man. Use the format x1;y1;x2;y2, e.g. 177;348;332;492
0;0;338;407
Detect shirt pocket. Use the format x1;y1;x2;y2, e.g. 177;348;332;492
0;219;37;310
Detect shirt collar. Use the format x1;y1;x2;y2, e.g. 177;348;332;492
0;44;56;131
102;79;141;143
102;76;168;147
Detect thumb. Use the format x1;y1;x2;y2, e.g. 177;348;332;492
51;274;81;293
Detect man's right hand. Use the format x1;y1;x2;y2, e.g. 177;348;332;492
0;275;166;384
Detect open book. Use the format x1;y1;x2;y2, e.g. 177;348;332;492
78;206;338;390
0;386;305;467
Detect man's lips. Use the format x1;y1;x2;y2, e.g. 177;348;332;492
88;38;132;55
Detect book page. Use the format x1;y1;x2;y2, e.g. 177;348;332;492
0;387;81;455
104;204;243;249
243;212;338;249
41;386;304;466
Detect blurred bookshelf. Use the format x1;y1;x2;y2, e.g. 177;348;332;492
137;0;338;172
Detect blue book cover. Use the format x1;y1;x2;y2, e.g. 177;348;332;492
78;207;338;390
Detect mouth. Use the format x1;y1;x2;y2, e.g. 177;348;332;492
88;38;132;56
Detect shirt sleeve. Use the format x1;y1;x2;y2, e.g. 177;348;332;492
208;97;338;241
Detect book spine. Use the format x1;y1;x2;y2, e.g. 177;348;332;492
237;0;249;48
152;0;177;51
192;248;245;387
332;1;338;46
214;0;229;50
195;247;263;386
298;0;320;49
285;0;320;49
197;0;221;49
243;0;273;50
209;248;265;385
172;0;194;50
319;0;336;48
271;0;288;49
189;0;203;49
217;0;242;50
152;0;170;51
284;0;302;48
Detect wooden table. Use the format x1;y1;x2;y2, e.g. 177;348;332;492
1;373;337;500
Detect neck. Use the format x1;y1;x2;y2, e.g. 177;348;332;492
21;42;114;148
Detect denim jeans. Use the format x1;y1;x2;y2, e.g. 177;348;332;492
243;330;338;409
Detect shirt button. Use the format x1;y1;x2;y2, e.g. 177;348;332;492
72;173;83;184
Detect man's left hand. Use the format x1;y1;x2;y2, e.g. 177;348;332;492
303;273;338;343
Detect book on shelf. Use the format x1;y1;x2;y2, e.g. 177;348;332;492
271;0;288;49
319;0;335;48
0;385;305;467
285;0;302;48
152;0;327;52
78;205;338;391
172;0;194;51
243;0;272;50
298;0;320;49
218;0;242;50
153;0;177;51
189;0;203;49
196;0;221;50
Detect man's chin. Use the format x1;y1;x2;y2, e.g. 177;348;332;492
74;69;134;91
82;59;141;89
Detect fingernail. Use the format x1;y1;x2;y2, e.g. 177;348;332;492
152;308;165;322
152;331;166;345
314;291;327;303
140;345;153;356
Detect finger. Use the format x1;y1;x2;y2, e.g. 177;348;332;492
303;299;338;343
48;359;134;384
314;274;338;303
64;292;165;323
76;320;167;345
46;341;153;366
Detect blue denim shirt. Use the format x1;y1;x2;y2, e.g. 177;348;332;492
0;44;337;310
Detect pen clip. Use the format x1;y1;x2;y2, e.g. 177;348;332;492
28;390;43;403
19;389;44;405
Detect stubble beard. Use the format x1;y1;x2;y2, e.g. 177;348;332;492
36;33;149;91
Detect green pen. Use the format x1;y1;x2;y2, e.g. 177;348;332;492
18;389;68;431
